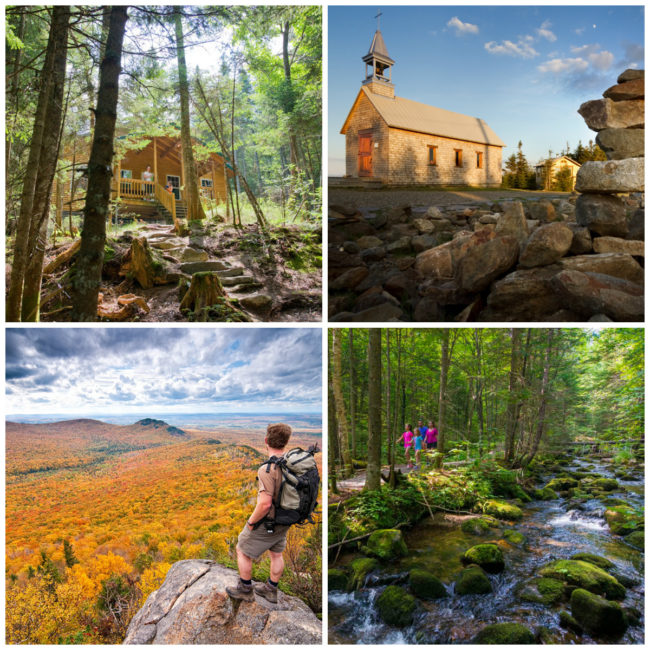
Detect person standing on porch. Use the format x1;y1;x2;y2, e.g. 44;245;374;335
142;165;154;199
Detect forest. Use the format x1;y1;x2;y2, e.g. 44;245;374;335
6;419;322;643
5;5;322;323
328;328;644;644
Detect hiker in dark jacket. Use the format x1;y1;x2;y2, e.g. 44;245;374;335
226;423;292;603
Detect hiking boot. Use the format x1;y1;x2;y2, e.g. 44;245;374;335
226;579;254;601
254;580;278;603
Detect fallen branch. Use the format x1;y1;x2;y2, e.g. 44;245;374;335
328;522;409;551
43;238;81;274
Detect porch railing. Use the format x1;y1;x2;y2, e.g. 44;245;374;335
116;177;155;200
154;182;178;230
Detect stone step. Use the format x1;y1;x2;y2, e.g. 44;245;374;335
220;275;256;287
216;268;245;278
179;261;230;274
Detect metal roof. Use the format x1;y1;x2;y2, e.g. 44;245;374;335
349;86;505;147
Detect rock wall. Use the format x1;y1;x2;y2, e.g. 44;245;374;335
123;560;321;645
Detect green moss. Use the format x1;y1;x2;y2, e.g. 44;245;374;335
625;530;644;550
462;543;504;573
455;565;492;595
559;610;583;634
503;529;525;545
533;486;558;500
103;245;115;261
483;499;523;521
461;517;492;536
409;569;447;599
570;553;614;571
591;477;619;491
539;559;626;600
328;568;349;591
520;577;565;606
544;477;579;491
605;505;643;536
348;557;378;590
601;497;628;507
376;585;416;627
570;588;627;637
363;529;408;561
472;622;535;644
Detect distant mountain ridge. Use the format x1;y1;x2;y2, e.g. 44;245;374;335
134;418;188;437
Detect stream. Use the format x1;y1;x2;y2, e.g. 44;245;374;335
329;457;644;644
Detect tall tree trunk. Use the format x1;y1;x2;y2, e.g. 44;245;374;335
434;329;450;469
328;382;338;494
173;7;204;223
349;329;357;458
474;330;484;458
504;328;522;463
6;6;66;321
385;329;392;469
280;19;300;175
71;6;127;321
365;329;382;491
332;330;353;477
6;10;26;191
389;329;402;487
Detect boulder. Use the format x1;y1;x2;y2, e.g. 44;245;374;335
575;158;644;193
330;267;369;291
604;505;643;535
180;261;228;273
559;610;584;634
577;98;644;131
123;560;321;645
411;234;437;253
339;303;404;322
575;193;628;237
539;559;626;599
360;246;386;262
356;235;384;250
558;253;644;284
425;206;445;219
409;569;447;599
528;200;558;223
570;588;627;637
460;517;493;536
239;294;273;317
591;477;619;491
502;529;525;545
603;78;644;101
627;209;645;241
386;236;412;255
461;544;505;573
533;486;558;500
551;270;643;321
376;586;416;627
414;233;472;279
413;218;435;234
596;128;645;160
520;577;565;605
495;201;529;248
363;529;408;561
483;500;523;521
567;224;593;254
570;553;614;571
472;622;535;644
328;569;349;592
413;296;445;322
618;69;644;83
347;557;378;591
454;565;492;595
180;247;209;263
593;237;644;256
543;477;576;491
519;222;573;267
457;235;519;292
625;530;644;550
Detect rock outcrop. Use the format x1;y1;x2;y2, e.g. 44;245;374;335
123;560;321;645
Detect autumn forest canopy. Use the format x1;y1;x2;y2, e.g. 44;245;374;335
5;5;322;323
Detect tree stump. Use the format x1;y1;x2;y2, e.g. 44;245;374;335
179;272;226;313
129;237;167;289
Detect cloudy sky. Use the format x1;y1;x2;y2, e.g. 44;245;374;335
329;5;644;174
6;328;322;416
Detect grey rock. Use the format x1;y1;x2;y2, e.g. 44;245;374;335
457;235;519;292
415;230;492;280
414;296;445;322
496;201;529;249
479;214;499;224
528;200;558;223
575;193;628;237
367;212;388;229
357;235;383;250
329;204;359;217
425;206;445;219
559;253;644;284
556;200;576;217
519;222;573;267
330;266;369;291
342;241;361;254
360;246;387;262
596;128;645;160
567;224;593;254
575;158;644;193
345;303;404;322
386;236;412;254
411;234;437;253
627;209;645;241
618;69;645;83
603;78;644;101
180;261;228;274
180;247;209;263
588;314;614;322
354;289;399;313
578;98;644;131
593;237;644;256
217;268;245;278
239;294;273;316
413;218;435;234
220;275;256;287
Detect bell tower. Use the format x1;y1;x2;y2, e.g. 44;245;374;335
362;11;395;98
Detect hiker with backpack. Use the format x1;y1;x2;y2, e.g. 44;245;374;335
226;423;320;604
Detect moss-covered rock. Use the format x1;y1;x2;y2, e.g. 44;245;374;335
533;486;558;501
559;610;583;634
462;544;505;573
544;477;579;492
328;568;349;591
605;505;643;536
472;622;535;644
591;477;619;491
409;569;447;600
601;497;628;507
483;499;523;521
570;588;627;637
626;530;644;550
376;585;416;627
570;553;614;571
454;565;492;595
539;559;626;600
520;577;565;606
348;557;378;590
503;529;525;545
363;529;408;561
461;517;492;536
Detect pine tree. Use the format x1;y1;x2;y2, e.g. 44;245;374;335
63;539;79;567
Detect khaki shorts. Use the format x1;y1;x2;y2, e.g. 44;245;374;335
237;522;289;560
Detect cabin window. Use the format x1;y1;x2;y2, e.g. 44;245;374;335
454;150;463;167
201;179;213;187
476;152;483;168
120;169;132;179
428;145;437;166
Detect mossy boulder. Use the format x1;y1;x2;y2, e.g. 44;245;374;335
591;477;619;491
544;477;579;492
533;486;558;501
570;588;627;637
376;585;416;627
626;530;644;550
539;559;625;600
570;553;614;571
461;517;492;536
604;506;643;536
520;577;565;606
472;622;535;644
483;499;523;521
503;529;525;545
328;568;349;591
559;610;583;634
348;557;378;590
462;544;505;573
601;497;628;507
455;565;492;595
363;529;408;561
409;569;447;600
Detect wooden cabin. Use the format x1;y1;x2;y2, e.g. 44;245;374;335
56;134;231;226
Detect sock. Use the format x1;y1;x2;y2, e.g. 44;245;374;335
268;578;278;588
241;578;252;586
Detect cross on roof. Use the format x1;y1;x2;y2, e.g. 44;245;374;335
375;9;382;30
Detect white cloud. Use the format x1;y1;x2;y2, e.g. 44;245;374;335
485;39;538;59
588;50;614;71
537;57;589;74
536;20;557;42
575;27;585;35
447;16;479;35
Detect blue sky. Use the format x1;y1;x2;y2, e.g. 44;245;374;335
6;328;322;415
328;5;644;175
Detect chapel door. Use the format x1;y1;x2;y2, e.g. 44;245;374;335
358;133;372;177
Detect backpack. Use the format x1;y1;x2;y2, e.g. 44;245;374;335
260;445;320;527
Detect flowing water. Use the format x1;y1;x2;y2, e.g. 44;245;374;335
329;458;644;644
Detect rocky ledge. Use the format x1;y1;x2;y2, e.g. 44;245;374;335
123;560;321;645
